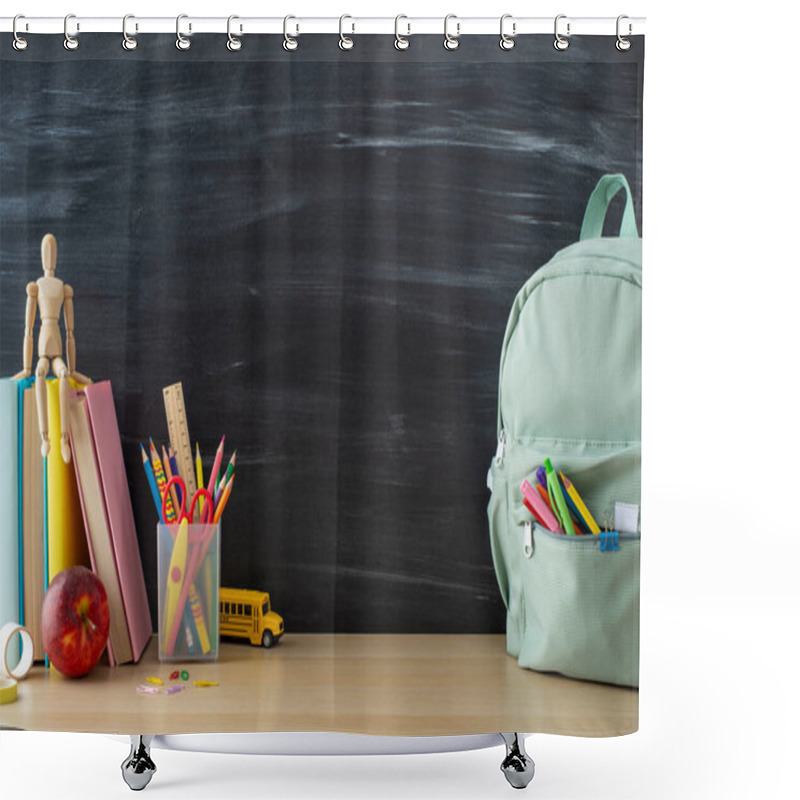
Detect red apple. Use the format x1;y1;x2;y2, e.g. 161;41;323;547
42;566;110;678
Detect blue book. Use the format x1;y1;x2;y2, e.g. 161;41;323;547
0;378;21;665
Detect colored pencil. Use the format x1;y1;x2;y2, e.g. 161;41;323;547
214;473;227;507
213;474;235;524
150;438;176;521
195;442;204;488
221;450;236;491
168;447;183;504
207;436;225;503
162;445;181;515
140;443;164;523
195;442;205;516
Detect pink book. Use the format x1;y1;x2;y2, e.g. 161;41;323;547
69;392;129;667
83;381;152;662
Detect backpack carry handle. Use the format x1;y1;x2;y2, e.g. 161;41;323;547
579;174;639;240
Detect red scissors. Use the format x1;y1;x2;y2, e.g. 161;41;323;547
162;476;214;525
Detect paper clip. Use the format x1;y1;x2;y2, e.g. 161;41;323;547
600;530;619;552
166;685;186;695
145;676;163;686
193;680;219;687
137;684;159;695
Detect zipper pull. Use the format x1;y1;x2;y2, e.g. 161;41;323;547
523;521;533;559
494;429;507;467
488;429;507;490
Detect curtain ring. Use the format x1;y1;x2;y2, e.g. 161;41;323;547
12;15;28;51
553;14;570;51
176;13;191;50
394;15;410;50
339;14;354;50
283;15;298;51
227;15;242;51
122;14;138;50
63;13;79;51
499;14;516;50
616;15;632;51
443;14;460;51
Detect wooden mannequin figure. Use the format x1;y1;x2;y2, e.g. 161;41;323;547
12;234;92;463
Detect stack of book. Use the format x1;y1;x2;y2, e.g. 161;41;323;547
0;377;151;666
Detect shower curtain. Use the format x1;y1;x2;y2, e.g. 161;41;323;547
0;28;643;737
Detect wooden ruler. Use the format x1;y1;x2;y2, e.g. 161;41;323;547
162;382;197;497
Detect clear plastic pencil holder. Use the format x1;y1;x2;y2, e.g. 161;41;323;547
157;522;220;663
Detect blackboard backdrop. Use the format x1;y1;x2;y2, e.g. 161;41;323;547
0;35;643;632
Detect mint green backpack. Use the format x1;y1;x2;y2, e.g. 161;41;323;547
487;174;641;687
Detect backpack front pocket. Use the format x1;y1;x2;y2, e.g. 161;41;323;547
516;522;640;687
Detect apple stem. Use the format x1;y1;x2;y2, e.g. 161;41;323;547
82;612;98;633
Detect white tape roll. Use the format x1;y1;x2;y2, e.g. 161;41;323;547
0;622;34;681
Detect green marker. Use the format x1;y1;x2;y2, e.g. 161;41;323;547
544;458;576;535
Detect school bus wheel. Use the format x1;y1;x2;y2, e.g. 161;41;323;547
262;630;275;648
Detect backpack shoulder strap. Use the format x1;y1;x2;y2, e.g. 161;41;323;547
580;174;639;240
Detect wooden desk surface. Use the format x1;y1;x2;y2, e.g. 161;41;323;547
0;635;637;738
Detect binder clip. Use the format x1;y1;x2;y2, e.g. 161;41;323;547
600;530;619;552
600;512;619;552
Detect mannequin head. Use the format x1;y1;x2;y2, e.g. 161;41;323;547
41;233;57;277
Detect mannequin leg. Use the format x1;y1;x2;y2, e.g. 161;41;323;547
35;357;51;458
53;357;72;463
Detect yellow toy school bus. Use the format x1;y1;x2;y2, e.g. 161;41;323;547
219;588;284;648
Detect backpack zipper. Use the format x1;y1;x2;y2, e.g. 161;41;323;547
487;429;508;490
522;520;640;558
523;520;534;558
494;429;507;467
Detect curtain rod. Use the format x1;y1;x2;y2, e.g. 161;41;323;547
1;16;646;37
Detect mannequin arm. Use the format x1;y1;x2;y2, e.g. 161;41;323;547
12;282;37;380
63;285;91;384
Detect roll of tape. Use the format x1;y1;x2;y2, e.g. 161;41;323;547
0;677;18;704
0;622;34;681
